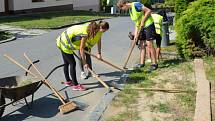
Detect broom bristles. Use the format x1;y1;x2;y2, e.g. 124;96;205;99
59;102;77;114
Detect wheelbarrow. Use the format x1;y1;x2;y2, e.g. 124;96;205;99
0;60;65;118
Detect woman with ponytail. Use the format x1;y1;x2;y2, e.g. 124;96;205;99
78;21;109;79
56;21;109;91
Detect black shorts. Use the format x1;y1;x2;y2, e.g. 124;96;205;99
155;34;162;48
139;23;156;41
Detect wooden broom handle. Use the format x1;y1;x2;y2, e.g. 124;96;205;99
84;51;126;72
87;68;110;89
23;53;66;104
123;37;138;69
73;52;110;90
4;54;37;77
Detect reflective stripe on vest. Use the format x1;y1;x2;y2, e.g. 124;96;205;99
57;24;89;54
129;2;154;28
59;30;76;50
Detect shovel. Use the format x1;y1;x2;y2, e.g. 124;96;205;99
23;53;77;114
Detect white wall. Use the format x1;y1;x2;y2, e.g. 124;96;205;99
0;0;5;12
73;0;100;11
11;0;73;11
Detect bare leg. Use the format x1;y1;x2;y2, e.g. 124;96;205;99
156;47;161;60
140;41;146;64
146;40;157;64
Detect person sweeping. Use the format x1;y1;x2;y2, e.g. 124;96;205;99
56;21;109;91
117;0;158;70
77;21;107;79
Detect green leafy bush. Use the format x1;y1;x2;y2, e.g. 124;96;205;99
165;0;176;7
175;0;215;59
174;0;194;20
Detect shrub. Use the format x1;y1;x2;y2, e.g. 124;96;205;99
175;0;215;59
165;0;176;7
174;0;194;20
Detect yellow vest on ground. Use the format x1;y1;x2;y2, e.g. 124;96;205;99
151;13;163;35
129;2;154;29
56;23;102;54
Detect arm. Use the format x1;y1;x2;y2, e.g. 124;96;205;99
134;26;139;41
140;6;152;27
97;38;102;59
80;37;87;66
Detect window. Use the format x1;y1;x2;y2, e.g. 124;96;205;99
32;0;45;2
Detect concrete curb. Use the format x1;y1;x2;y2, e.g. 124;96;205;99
87;73;130;121
0;36;16;44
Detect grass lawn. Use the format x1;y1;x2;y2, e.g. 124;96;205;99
0;10;115;29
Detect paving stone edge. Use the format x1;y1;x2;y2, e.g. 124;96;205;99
86;72;130;121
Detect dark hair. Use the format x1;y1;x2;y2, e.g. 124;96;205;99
87;21;99;39
87;21;109;39
98;21;109;30
117;0;127;8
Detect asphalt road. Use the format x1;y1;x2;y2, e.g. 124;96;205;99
0;17;139;121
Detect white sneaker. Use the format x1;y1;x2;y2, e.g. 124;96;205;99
81;72;87;79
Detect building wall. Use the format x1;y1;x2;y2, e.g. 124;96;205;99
0;0;5;12
73;0;100;11
11;0;73;11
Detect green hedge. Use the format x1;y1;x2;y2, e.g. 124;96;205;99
174;0;194;20
175;0;215;59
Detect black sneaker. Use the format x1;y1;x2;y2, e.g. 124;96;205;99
150;64;158;70
134;64;145;68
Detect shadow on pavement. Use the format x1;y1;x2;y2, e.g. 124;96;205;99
0;86;91;121
1;97;61;121
98;71;123;78
84;79;118;90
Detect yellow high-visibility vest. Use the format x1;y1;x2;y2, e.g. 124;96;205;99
86;31;102;49
56;23;102;54
129;2;154;29
151;13;163;35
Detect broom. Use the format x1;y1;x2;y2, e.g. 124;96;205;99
23;53;77;114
